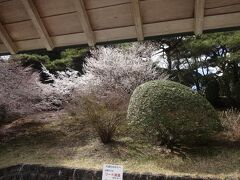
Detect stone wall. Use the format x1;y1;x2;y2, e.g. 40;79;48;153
0;164;218;180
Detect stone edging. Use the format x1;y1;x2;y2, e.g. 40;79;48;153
0;164;219;180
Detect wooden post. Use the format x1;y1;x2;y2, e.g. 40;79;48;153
131;0;144;41
194;0;205;35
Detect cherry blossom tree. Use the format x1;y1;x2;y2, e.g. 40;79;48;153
80;42;167;96
0;60;79;123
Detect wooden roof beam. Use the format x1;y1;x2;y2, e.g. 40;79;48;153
0;21;17;54
74;0;96;46
194;0;205;35
131;0;144;41
20;0;54;51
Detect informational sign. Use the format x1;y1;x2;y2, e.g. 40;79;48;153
102;164;123;180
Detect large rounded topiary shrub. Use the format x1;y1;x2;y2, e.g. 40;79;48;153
127;80;222;145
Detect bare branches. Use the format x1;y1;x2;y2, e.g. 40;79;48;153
0;61;72;122
82;43;167;96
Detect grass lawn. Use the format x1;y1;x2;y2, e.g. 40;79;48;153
0;111;240;179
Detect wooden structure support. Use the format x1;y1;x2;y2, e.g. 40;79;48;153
1;0;240;54
131;0;144;41
74;0;96;46
194;0;205;35
20;0;54;51
0;21;17;54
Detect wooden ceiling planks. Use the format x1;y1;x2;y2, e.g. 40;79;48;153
0;20;17;54
88;3;134;30
204;12;240;30
205;3;240;16
84;0;130;10
0;0;29;24
5;21;39;41
140;0;194;24
0;0;240;54
42;13;84;36
0;43;8;53
205;0;240;9
34;0;76;17
15;38;43;52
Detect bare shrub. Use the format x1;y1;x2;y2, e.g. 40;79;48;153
68;90;128;144
219;109;240;141
0;61;45;122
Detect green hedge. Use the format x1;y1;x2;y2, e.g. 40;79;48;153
127;80;222;145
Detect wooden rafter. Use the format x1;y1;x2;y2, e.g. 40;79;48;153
74;0;96;46
20;0;54;51
194;0;205;35
131;0;144;41
0;21;17;54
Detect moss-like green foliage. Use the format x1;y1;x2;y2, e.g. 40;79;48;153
16;48;89;73
17;54;51;66
127;80;222;145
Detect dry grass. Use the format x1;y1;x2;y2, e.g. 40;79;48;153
0;111;240;179
219;109;240;141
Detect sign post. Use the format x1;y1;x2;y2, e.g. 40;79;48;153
102;164;123;180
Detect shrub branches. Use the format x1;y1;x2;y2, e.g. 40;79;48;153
0;60;78;124
83;43;167;96
220;109;240;141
